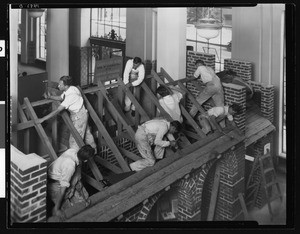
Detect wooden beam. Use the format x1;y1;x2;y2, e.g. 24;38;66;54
78;87;131;172
23;98;58;161
67;129;243;222
207;161;221;221
17;102;30;154
94;156;123;174
117;78;151;123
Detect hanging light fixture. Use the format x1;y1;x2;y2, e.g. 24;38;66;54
194;8;223;51
27;9;45;18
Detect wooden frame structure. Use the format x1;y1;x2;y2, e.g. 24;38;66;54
12;57;245;222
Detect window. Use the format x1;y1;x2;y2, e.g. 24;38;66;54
36;9;47;60
17;9;21;54
186;7;232;72
90;8;126;41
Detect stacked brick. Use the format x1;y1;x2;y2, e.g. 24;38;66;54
215;142;246;220
10;145;48;223
223;59;252;82
185;53;247;133
223;82;246;132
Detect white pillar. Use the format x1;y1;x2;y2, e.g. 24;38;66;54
157;8;186;80
126;8;154;61
9;6;19;146
46;9;69;83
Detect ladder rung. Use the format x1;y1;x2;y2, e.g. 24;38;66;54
265;180;279;188
269;194;283;202
263;168;274;174
260;153;271;160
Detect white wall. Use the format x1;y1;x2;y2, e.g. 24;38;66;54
157;8;186;80
46;9;69;83
9;6;19;145
126;8;154;61
232;4;285;156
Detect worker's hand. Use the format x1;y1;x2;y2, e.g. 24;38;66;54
35;117;45;124
84;198;91;207
43;91;51;99
52;208;66;221
125;83;132;88
169;140;178;148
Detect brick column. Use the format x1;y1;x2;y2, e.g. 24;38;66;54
224;59;252;82
260;84;275;123
215;142;245;220
10;145;48;223
186;51;215;77
223;83;247;133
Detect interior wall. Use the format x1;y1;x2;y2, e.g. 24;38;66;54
232;4;285;156
126;8;154;61
46;9;69;83
157;8;186;80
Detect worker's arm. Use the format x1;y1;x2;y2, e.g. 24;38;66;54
44;91;64;101
52;186;67;219
37;105;65;124
123;60;132;85
131;65;145;86
154;125;171;147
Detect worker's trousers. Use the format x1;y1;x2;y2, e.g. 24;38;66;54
189;82;224;118
124;86;137;112
69;107;96;151
129;126;165;171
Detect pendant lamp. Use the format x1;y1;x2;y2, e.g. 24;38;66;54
28;9;45;18
194;8;223;50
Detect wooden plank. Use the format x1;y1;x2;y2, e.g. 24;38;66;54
23;98;58;161
96;80;136;139
94;156;123;174
82;172;103;191
51;102;58;152
66;129;242;221
207;161;221;221
118;147;141;161
59;110;105;183
134;86;141;128
117;78;150;123
151;71;206;137
238;193;250;220
17;102;30;154
12;119;35;131
78;87;131;172
140;82;173;121
161;68;221;134
67;129;243;222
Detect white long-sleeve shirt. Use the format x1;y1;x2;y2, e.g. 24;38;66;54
123;59;145;86
207;106;233;121
48;148;79;188
140;119;175;147
158;90;183;123
60;86;84;113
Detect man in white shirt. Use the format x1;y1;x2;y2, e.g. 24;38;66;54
38;76;96;151
156;85;184;123
47;144;94;220
129;119;182;171
189;59;224;119
123;57;145;116
198;103;242;134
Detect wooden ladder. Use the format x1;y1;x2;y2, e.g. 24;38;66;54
246;152;283;220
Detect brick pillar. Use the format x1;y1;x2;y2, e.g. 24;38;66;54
186;51;215;77
260;84;275;123
10;145;48;223
223;82;247;133
224;59;252;82
215;142;245;220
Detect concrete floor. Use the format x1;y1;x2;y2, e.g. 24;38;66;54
248;160;286;225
